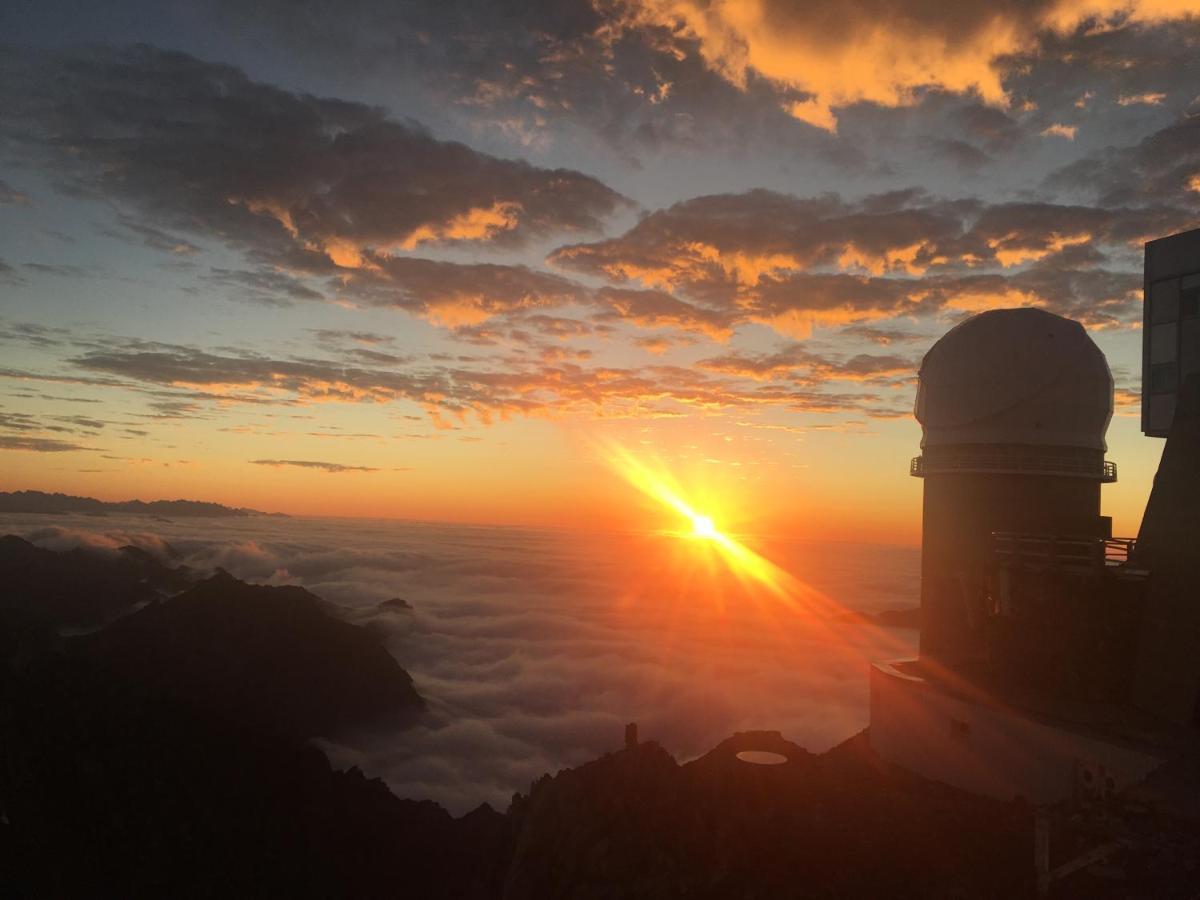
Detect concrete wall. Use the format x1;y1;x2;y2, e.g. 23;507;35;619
869;661;1162;804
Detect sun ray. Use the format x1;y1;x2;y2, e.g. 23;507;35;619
597;440;817;608
594;439;918;677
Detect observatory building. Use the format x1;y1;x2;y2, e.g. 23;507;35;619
912;308;1116;672
870;241;1200;804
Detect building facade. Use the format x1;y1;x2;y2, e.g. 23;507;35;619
1143;228;1200;437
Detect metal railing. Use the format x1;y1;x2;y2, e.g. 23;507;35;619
992;532;1136;569
911;454;1117;482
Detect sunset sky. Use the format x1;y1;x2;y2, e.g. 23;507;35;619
3;1;1199;541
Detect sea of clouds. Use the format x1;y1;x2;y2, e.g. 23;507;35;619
1;512;919;814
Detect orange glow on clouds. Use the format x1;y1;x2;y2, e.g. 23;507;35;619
1040;123;1078;140
942;286;1042;313
616;0;1200;131
229;196;524;269
400;201;523;249
836;241;934;276
1117;92;1167;106
989;231;1092;267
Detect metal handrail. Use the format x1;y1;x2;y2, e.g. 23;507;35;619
992;532;1136;568
910;455;1117;482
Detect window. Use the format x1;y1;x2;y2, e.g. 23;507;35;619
1148;394;1177;432
1150;362;1177;393
1183;319;1200;379
1151;278;1180;323
1150;321;1178;364
1182;284;1200;319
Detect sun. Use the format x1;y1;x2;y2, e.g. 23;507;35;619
691;513;718;540
596;439;816;606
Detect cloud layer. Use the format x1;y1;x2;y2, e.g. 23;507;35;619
2;512;918;814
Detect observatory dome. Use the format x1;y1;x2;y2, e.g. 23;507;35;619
915;308;1113;451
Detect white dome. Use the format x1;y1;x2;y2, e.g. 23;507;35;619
915;308;1113;451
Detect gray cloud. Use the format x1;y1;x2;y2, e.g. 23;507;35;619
925;138;991;170
1;45;627;271
1049;114;1200;211
0;179;31;205
0;435;100;452
100;216;200;255
60;334;899;422
1003;19;1200;135
22;262;91;278
591;286;732;337
311;330;396;347
205;267;325;307
250;459;379;473
0;321;70;349
698;345;916;385
355;256;587;325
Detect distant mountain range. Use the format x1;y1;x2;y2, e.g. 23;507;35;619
0;490;283;518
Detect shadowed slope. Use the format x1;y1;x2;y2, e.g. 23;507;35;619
75;569;423;739
0;534;192;629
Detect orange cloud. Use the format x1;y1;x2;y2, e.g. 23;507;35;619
635;336;676;354
940;285;1043;312
836;241;938;276
988;231;1092;266
1117;91;1167;105
1113;387;1141;415
399;201;524;250
1041;123;1078;139
611;0;1200;131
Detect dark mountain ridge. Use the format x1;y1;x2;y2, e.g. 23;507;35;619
0;533;193;630
75;569;424;739
0;489;282;517
0;535;423;740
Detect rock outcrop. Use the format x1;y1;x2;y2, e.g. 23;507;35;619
75;569;423;739
504;730;1031;899
0;655;501;900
